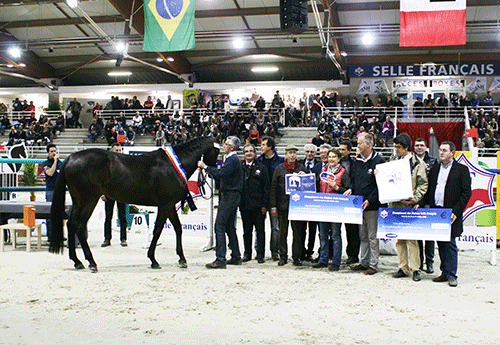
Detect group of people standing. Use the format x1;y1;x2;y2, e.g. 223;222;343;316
200;133;471;288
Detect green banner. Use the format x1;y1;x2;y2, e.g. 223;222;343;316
143;0;196;52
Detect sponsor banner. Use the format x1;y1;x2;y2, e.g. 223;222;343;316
356;79;389;95
377;207;452;241
349;64;500;78
489;77;500;92
288;192;363;224
457;226;497;250
149;215;210;238
466;77;487;94
285;173;316;194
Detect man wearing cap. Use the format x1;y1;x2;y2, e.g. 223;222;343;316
198;136;244;269
269;144;307;266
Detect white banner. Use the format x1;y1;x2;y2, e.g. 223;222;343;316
489;77;500;92
431;79;464;89
356;79;389;95
457;226;497;250
394;79;426;90
466;77;487;94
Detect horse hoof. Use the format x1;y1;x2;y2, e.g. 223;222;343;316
74;263;85;269
89;266;98;273
151;263;162;269
178;261;188;269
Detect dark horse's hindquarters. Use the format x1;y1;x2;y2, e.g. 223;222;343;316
49;136;220;272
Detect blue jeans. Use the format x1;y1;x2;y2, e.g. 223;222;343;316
437;237;458;279
214;191;241;263
310;110;320;126
268;213;279;255
45;190;54;240
319;222;342;266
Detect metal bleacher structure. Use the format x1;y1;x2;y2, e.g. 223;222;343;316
1;104;498;162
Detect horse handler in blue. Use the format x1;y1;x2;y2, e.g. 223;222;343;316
198;136;244;269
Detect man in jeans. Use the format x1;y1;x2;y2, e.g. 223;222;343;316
199;136;243;269
42;143;62;242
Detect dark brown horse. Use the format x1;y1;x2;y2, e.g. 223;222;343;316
49;136;220;272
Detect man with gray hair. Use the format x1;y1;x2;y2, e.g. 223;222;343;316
198;136;244;269
345;133;385;275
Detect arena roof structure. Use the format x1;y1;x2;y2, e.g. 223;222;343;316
0;0;499;89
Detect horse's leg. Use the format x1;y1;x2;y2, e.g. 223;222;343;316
147;206;168;269
74;202;100;273
168;207;187;268
67;212;84;269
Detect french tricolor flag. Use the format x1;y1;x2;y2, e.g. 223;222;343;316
400;0;466;47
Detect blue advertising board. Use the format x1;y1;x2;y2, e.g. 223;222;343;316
348;63;500;78
285;173;316;194
377;208;452;241
288;192;363;224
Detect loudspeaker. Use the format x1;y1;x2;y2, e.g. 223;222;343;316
280;0;308;34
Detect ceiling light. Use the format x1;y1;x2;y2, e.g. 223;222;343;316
66;0;78;8
6;64;13;68
251;66;279;73
108;71;132;77
341;51;347;57
156;58;163;62
116;42;127;53
19;63;26;67
233;38;244;49
362;33;374;45
252;54;279;59
9;47;21;58
167;57;174;62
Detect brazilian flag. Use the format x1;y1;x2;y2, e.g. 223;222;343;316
143;0;196;52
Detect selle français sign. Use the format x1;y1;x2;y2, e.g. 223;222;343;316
348;63;500;78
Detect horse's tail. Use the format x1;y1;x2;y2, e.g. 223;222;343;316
49;159;68;254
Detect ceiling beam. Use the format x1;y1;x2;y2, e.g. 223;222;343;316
335;0;498;11
0;15;124;29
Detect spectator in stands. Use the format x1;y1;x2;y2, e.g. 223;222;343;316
312;132;324;147
88;118;101;143
375;97;385;108
53;113;65;136
111;96;122;110
155;98;164;109
255;96;266;112
66;97;82;128
155;125;166;146
362;94;374;108
413;97;424;116
382;115;395;145
131;96;143;109
92;102;102;117
23;101;36;116
25;124;36;145
1;114;11;135
144;96;154;109
248;124;260;145
437;93;448;114
317;118;328;137
484;91;495;107
310;94;324;127
470;94;480;108
0;102;7;116
132;111;143;135
106;127;117;145
165;95;174;109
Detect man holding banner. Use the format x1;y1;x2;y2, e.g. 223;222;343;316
389;133;428;282
420;141;471;287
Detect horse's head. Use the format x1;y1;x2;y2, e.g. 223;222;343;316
202;138;220;167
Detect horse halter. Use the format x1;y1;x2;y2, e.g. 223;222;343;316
197;154;213;199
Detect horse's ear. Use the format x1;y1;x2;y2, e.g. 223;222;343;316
214;133;223;144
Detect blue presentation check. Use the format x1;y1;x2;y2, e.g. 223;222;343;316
377;208;452;241
288;192;363;224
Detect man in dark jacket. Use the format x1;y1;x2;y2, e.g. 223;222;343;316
346;133;385;275
66;97;82;128
270;144;307;266
420;141;471;287
240;144;270;263
258;136;284;261
414;137;438;273
339;140;360;265
199;136;243;269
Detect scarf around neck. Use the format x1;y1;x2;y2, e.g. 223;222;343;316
285;160;298;173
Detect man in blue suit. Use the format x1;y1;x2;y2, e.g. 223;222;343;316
419;141;471;287
198;136;244;269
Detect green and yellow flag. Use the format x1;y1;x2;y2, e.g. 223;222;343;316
143;0;196;52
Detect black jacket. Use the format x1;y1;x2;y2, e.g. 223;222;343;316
423;160;471;238
350;150;385;211
206;153;243;192
240;160;270;210
270;162;307;211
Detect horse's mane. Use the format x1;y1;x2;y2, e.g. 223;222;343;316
172;136;211;154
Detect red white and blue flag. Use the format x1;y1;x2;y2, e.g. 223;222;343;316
400;0;466;47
